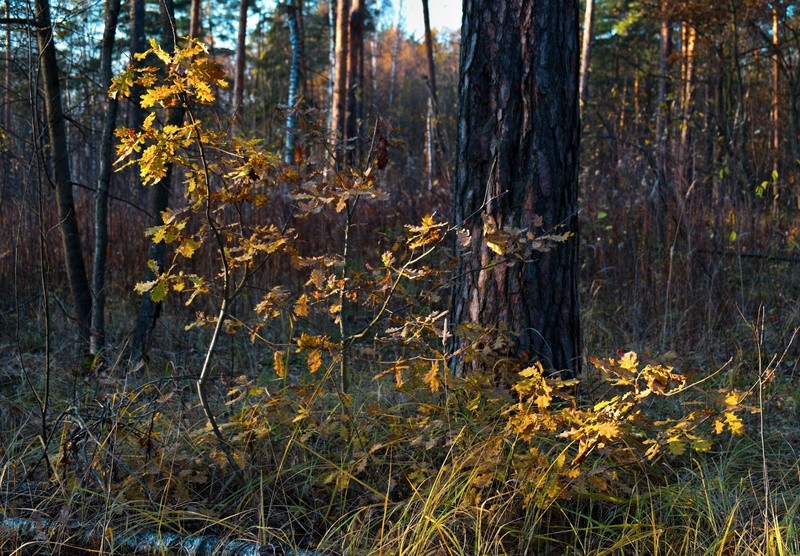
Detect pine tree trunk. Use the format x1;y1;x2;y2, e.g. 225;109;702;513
345;0;364;163
450;0;581;377
578;0;594;111
189;0;201;39
128;0;146;130
771;4;780;214
330;0;350;166
90;0;122;355
232;0;249;123
35;0;92;348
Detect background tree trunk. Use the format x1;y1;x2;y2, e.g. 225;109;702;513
90;0;122;355
579;0;594;111
330;0;350;166
422;0;438;186
345;0;364;163
285;2;301;164
128;0;146;130
130;0;185;366
189;0;201;39
772;4;780;214
450;0;581;377
35;0;92;348
232;0;249;124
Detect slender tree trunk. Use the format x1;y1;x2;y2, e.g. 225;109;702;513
579;0;594;111
232;0;249;123
771;4;780;214
131;0;185;365
450;0;581;377
295;0;309;102
345;0;364;163
422;0;438;184
90;0;122;355
327;0;335;134
388;1;403;110
422;0;437;100
653;6;671;240
679;22;696;188
35;0;92;348
285;2;301;164
330;0;350;166
189;0;201;39
128;0;146;130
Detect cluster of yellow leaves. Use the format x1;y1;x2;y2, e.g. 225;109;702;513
476;212;573;258
503;352;750;507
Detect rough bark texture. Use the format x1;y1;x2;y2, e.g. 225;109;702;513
450;0;581;376
35;0;92;347
90;0;122;355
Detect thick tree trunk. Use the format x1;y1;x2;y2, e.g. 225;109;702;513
579;0;594;111
450;0;581;377
285;2;301;164
130;0;185;365
90;0;122;355
35;0;92;347
330;0;350;166
345;0;364;163
232;0;249;123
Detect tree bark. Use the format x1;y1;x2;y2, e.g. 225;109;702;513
345;0;364;163
130;0;185;366
285;2;301;164
330;0;350;166
678;22;696;188
771;4;780;214
653;5;671;240
189;0;201;39
90;0;122;355
579;0;594;111
35;0;93;347
232;0;249;124
450;0;581;377
422;0;438;185
128;0;146;130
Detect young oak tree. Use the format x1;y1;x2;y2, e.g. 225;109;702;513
449;0;581;377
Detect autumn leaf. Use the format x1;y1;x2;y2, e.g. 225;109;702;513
307;350;323;373
294;294;310;317
177;237;201;258
724;411;745;435
274;351;286;378
423;362;442;393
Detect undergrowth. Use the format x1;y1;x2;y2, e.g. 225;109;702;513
2;37;800;556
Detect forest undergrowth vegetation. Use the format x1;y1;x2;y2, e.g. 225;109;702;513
2;38;800;556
